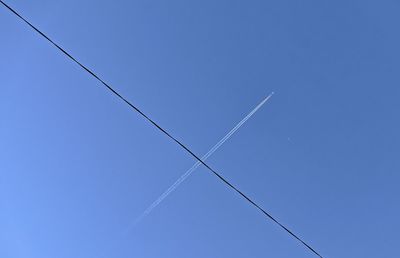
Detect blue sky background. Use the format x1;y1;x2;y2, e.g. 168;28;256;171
1;0;399;257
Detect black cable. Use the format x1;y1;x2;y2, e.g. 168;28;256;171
0;1;323;257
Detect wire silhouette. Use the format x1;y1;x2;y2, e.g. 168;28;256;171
0;1;323;257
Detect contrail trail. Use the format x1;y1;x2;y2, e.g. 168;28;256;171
127;92;274;230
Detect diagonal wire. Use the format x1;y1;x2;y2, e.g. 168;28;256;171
0;1;323;257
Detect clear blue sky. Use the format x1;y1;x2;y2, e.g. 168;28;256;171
1;1;399;257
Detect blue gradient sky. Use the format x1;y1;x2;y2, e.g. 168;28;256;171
1;1;399;257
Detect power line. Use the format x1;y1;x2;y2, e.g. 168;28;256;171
0;1;323;257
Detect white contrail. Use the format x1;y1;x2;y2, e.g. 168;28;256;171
127;92;274;230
